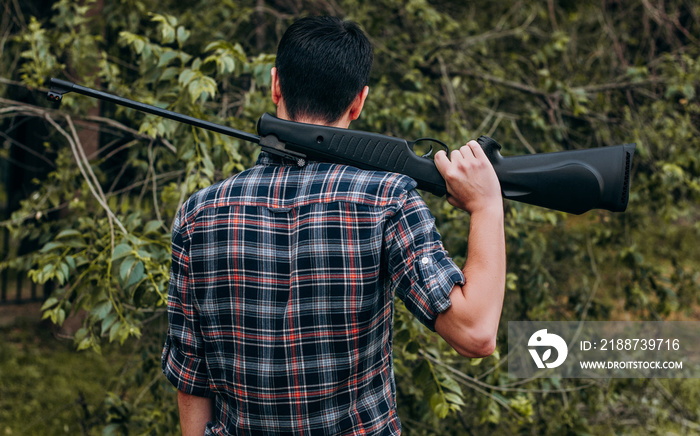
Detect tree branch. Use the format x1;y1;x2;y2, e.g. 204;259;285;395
459;70;664;98
43;113;127;246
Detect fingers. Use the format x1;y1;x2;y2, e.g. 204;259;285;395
435;140;479;177
436;140;487;171
458;144;475;159
452;148;469;161
434;149;449;164
447;140;486;164
466;139;488;160
460;140;488;160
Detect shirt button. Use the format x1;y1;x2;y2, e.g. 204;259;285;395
421;257;430;265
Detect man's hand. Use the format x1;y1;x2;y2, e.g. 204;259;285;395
434;140;502;214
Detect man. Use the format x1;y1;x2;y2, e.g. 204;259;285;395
162;16;505;435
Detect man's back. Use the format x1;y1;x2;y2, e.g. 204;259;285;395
163;153;464;434
164;16;505;435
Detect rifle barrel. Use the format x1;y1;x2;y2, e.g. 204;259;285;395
47;78;261;144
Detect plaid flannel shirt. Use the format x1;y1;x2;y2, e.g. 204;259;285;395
162;152;465;435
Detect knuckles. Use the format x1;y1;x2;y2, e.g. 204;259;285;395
437;146;491;183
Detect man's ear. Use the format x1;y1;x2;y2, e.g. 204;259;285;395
270;67;291;120
348;86;370;121
271;67;282;106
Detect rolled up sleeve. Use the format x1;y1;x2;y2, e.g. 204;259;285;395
386;190;465;331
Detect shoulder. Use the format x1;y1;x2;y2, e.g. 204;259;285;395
175;160;422;227
308;162;418;207
174;178;229;230
223;158;420;209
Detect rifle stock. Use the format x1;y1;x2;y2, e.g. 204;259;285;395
479;137;635;214
47;77;635;215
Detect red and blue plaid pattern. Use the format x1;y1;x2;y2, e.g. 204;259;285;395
162;153;464;435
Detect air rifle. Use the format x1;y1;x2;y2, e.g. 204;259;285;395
47;77;635;214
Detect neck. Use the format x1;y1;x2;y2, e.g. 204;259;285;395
276;106;350;129
291;116;350;129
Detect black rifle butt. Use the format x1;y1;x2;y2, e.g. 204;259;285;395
478;137;636;214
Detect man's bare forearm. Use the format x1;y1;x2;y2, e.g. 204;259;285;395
459;206;506;341
178;390;214;436
435;205;505;357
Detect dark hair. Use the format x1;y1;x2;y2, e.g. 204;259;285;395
275;16;373;124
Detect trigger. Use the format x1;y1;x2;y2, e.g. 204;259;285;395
412;138;450;159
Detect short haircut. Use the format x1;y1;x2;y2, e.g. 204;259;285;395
275;16;373;124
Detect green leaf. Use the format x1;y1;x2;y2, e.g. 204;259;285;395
132;37;145;54
160;66;179;81
112;243;132;260
119;256;136;283
143;220;163;234
161;26;175;44
441;377;463;396
444;392;465;407
101;311;118;336
102;424;120;436
55;229;81;239
91;300;112;321
176;26;190;45
126;261;145;287
109;320;122;342
41;297;59;311
430;392;449;418
157;50;178;67
178;68;196;87
77;336;92;351
60;262;70;282
404;340;420;354
204;40;226;52
412;360;431;385
223;56;235;74
55;308;66;326
65;255;76;270
40;241;63;252
394;328;410;343
74;327;88;342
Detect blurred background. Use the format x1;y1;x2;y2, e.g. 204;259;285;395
1;0;698;434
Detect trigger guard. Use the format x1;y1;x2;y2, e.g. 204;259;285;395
411;138;450;158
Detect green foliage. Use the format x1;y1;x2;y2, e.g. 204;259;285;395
0;320;179;435
1;0;699;434
16;17;62;87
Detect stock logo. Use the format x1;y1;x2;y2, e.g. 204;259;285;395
528;329;568;369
